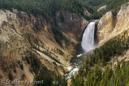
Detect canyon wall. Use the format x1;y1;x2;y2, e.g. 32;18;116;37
97;2;129;44
0;9;88;86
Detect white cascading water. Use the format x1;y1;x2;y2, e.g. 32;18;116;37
66;22;96;80
81;22;96;52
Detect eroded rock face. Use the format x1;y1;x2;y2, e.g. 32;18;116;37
56;10;89;43
97;11;114;44
0;9;53;59
115;2;129;32
0;9;57;85
97;2;129;44
0;9;88;85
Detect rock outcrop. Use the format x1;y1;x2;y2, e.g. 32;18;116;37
97;2;129;44
56;10;89;43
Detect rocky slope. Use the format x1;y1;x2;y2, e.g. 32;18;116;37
0;9;88;86
97;2;129;44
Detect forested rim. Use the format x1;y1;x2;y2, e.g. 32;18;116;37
82;0;129;10
0;0;95;20
0;0;129;20
82;0;129;17
1;0;118;20
71;31;129;86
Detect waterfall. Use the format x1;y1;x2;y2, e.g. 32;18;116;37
66;22;96;80
81;22;96;52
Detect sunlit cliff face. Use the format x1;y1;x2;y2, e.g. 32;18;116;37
97;2;129;45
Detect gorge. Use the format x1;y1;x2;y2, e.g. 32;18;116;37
1;0;129;86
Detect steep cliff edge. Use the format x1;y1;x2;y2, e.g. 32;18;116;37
97;11;114;44
97;2;129;44
56;10;89;44
0;9;87;85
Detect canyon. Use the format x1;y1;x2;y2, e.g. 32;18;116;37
1;1;129;86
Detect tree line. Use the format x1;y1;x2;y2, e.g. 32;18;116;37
0;0;94;20
71;31;129;86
